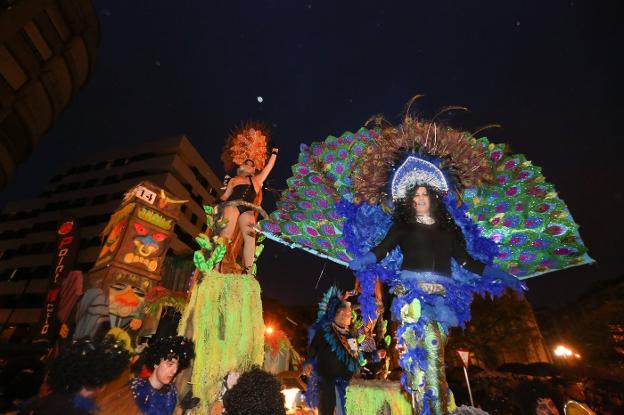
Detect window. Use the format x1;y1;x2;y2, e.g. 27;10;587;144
0;45;28;90
190;213;198;226
101;176;118;185
92;194;107;204
72;197;88;208
174;228;196;249
66;181;81;191
22;22;53;62
82;178;99;188
75;165;92;173
129;152;157;162
93;161;107;170
45;5;70;41
48;174;63;183
112;158;128;167
122;170;146;180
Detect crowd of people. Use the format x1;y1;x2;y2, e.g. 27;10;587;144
0;336;290;415
450;374;624;415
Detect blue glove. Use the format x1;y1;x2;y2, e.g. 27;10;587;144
483;264;527;292
348;252;376;271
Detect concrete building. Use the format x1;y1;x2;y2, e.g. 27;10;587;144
0;136;222;340
0;0;99;189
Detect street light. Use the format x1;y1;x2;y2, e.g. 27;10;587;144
553;345;581;359
266;325;274;335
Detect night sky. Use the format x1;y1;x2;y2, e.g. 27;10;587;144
1;0;622;309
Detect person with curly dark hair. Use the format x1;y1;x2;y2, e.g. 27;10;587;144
351;184;485;279
97;335;197;415
349;183;518;414
17;336;130;415
222;367;286;415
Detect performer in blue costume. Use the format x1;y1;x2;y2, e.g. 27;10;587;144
260;109;592;415
349;181;515;414
303;287;386;415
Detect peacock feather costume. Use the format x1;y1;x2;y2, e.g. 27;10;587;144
260;113;592;414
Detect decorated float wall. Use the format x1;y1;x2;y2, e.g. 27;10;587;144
85;182;182;335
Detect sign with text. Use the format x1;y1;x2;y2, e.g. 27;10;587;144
135;185;157;204
33;219;80;344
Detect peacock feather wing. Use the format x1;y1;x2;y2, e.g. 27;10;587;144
260;128;380;263
462;137;593;279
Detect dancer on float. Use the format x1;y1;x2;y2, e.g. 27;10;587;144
349;180;515;414
219;126;277;274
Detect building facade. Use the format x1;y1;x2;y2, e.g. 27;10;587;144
0;0;99;189
0;136;222;341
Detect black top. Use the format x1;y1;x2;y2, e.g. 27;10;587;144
308;327;357;381
227;176;257;203
371;222;485;276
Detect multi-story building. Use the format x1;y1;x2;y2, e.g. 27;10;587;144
0;136;222;341
0;0;99;189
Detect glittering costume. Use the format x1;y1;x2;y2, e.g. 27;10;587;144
260;110;592;414
226;176;258;214
130;378;177;415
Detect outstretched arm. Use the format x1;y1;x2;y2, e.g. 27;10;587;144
255;149;278;185
349;224;400;271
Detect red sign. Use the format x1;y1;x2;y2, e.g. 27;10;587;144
457;349;471;367
33;219;80;344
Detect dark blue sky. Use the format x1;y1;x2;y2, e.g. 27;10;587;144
2;0;622;307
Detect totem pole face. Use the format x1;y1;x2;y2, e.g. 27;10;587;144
412;186;431;216
108;281;146;319
122;222;169;273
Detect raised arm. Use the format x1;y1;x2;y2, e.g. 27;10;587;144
254;148;278;185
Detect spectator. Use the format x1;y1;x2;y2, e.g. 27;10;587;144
223;367;286;415
18;337;129;415
98;335;197;415
563;382;596;415
515;379;561;415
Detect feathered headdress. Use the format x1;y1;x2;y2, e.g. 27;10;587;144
221;124;269;171
354;115;494;205
315;286;347;324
